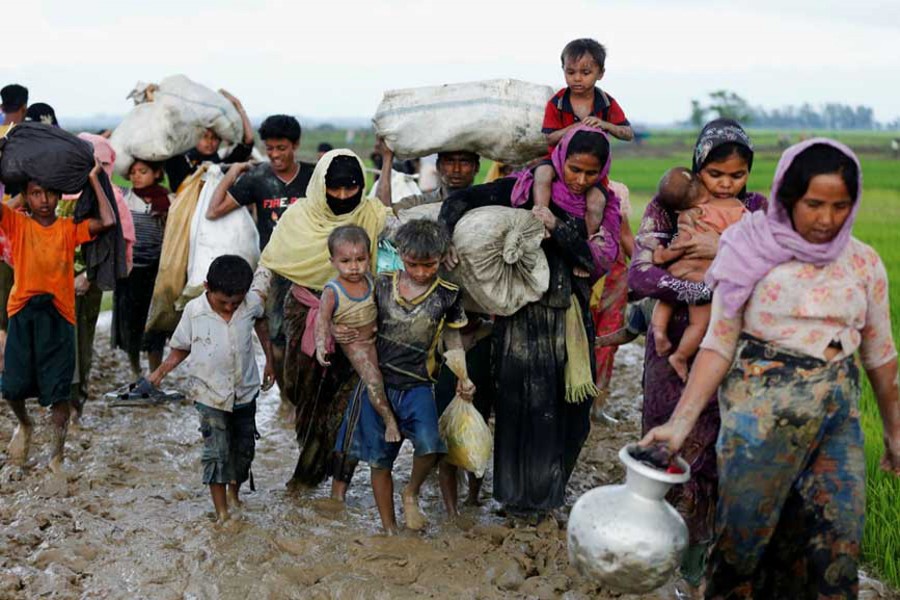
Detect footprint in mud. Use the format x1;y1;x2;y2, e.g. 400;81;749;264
309;497;346;519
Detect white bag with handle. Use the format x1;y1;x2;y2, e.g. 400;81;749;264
178;164;260;306
373;79;554;164
111;75;244;176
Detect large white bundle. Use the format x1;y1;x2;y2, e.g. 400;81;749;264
453;206;549;316
179;164;260;304
373;79;554;164
111;75;243;176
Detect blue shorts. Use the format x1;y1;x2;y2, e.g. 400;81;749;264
335;382;446;471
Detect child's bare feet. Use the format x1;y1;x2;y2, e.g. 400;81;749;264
669;353;690;382
7;424;33;466
384;419;401;443
227;485;242;507
653;328;673;356
401;487;427;531
573;267;590;278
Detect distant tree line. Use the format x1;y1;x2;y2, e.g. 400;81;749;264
688;90;898;130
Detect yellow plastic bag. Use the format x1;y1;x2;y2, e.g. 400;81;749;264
439;395;492;478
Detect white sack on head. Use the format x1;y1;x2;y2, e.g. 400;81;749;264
178;164;260;306
450;206;549;316
373;79;554;164
111;75;243;176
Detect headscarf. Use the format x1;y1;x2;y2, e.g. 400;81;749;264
260;149;390;290
705;138;862;318
510;124;611;218
324;155;364;215
77;132;136;271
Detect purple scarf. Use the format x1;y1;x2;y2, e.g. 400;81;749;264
706;138;862;318
510;124;610;217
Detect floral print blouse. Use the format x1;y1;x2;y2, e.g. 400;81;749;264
701;238;897;370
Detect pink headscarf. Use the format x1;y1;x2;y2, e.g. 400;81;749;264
510;124;611;217
77;132;135;272
706;137;862;317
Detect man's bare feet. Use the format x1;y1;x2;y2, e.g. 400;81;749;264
48;454;66;476
384;420;401;443
402;487;427;531
7;424;33;466
669;353;690;382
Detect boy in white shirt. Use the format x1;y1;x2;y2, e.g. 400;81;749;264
149;255;275;522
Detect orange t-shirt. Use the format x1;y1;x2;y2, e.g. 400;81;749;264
697;201;747;234
0;204;94;324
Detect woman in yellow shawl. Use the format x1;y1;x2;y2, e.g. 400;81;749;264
259;149;390;488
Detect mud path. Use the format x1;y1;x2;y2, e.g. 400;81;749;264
0;317;894;599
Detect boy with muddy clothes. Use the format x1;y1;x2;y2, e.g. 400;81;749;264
332;220;475;533
149;256;276;523
205;115;315;407
2;166;117;476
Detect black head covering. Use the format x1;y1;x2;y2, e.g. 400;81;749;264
25;103;58;127
325;155;364;215
1;84;28;111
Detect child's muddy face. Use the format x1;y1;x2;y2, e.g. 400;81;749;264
331;242;370;283
563;53;602;96
25;182;59;220
206;290;247;320
196;129;222;156
400;254;440;286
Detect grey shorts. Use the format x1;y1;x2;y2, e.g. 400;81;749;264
195;399;258;486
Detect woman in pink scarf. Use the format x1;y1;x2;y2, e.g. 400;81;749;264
642;139;899;598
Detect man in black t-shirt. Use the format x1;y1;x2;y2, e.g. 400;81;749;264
206;114;314;249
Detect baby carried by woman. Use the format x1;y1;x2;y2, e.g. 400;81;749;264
651;167;747;380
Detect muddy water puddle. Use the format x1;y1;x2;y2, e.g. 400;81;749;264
2;322;887;599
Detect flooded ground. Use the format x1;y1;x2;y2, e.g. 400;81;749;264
0;316;895;599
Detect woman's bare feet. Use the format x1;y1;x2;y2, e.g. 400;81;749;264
402;487;427;531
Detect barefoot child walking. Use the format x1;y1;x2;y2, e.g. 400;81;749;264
315;225;401;443
2;161;117;473
149;255;275;522
333;219;474;534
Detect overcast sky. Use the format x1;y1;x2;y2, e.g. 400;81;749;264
4;0;899;126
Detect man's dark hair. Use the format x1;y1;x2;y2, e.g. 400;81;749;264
25;102;58;126
327;225;371;256
437;151;479;165
317;142;334;153
561;38;606;71
394;219;450;260
777;143;859;216
1;84;28;111
206;255;254;296
259;115;301;143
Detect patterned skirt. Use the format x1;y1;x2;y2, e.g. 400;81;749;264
707;334;864;599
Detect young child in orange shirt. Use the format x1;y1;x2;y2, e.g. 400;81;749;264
2;162;117;474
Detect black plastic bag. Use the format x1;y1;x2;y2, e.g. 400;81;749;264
0;122;94;192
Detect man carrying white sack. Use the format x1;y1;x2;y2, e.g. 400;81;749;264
164;90;256;193
371;138;493;516
375;138;479;215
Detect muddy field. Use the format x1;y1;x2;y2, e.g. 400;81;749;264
0;316;895;599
